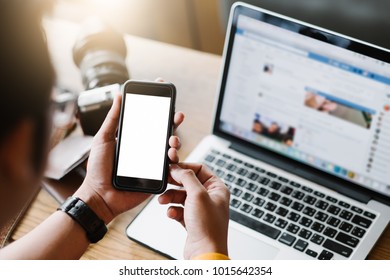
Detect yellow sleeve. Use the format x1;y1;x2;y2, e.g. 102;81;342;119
191;253;230;260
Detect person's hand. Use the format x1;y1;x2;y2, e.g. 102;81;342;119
158;163;230;259
74;88;185;225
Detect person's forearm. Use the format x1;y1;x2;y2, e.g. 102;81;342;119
0;211;90;259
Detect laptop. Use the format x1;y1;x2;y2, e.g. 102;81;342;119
126;2;390;260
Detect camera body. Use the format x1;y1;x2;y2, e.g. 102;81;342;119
77;84;120;136
73;18;129;135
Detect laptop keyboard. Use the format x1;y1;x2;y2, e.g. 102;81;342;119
202;149;377;260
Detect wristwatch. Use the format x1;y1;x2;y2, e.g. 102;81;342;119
57;196;108;243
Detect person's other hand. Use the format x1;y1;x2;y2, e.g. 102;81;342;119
158;163;230;259
75;86;185;225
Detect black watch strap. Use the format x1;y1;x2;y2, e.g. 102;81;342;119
58;197;107;243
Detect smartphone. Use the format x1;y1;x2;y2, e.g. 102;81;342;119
113;80;176;194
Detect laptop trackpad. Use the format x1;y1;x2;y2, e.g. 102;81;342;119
229;228;279;260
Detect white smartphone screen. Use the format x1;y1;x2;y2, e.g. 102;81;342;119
116;93;171;181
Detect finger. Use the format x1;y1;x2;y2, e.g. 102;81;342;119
173;112;185;130
176;163;215;185
155;77;165;82
169;136;181;149
167;206;185;227
95;94;122;142
158;189;187;205
168;148;179;163
169;164;206;194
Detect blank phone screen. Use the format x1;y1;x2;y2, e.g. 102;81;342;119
116;93;171;180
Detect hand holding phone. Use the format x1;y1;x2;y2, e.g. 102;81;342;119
113;80;176;194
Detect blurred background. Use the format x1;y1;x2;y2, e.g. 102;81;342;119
53;0;390;55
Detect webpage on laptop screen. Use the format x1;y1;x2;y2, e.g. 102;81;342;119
220;15;390;197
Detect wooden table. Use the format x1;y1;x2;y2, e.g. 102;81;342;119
11;19;390;260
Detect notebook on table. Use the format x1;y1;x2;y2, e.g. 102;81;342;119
126;2;390;260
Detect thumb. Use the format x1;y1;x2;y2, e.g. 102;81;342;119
169;165;205;195
95;93;122;142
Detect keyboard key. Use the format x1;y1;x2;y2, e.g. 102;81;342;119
257;187;269;197
327;217;341;227
323;239;352;258
339;222;353;233
299;217;313;227
255;166;265;173
291;202;304;212
251;208;264;219
279;232;296;246
215;169;224;177
242;192;254;202
258;177;270;186
269;181;282;190
315;200;329;210
363;211;376;220
240;203;253;213
231;188;242;197
306;249;318;258
225;173;235;182
235;178;246;187
292;190;305;200
275;207;289;217
226;163;237;171
287;212;301;222
263;213;276;224
298;228;312;239
265;202;277;212
338;200;350;209
253;197;265;207
244;162;254;169
230;210;281;239
339;210;353;220
327;205;341;215
246;182;257;192
268;192;281;202
287;223;300;234
311;234;325;245
275;218;288;229
303;206;316;217
222;154;231;159
323;227;337;238
204;154;215;162
326;196;338;203
303;195;317;205
230;199;241;208
266;171;277;178
211;149;220;155
233;158;242;164
351;215;372;228
278;176;289;183
237;168;248;176
281;185;293;195
302;186;313;193
290;181;301;188
335;232;359;248
311;222;325;233
314;191;325;198
318;249;334;260
315;211;328;222
280;197;293;206
351;226;366;238
216;159;226;167
351;206;363;214
247;172;259;181
294;239;308;252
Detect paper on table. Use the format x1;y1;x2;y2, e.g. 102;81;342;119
44;135;93;180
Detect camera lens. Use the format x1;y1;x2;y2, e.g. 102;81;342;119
72;19;129;90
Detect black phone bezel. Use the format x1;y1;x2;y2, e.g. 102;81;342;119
112;80;176;194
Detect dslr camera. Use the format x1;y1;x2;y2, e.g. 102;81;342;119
73;19;129;136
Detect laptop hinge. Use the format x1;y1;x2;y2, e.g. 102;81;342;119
230;142;372;204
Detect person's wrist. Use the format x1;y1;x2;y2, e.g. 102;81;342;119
187;238;228;260
74;183;114;225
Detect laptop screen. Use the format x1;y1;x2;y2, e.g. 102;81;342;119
216;5;390;197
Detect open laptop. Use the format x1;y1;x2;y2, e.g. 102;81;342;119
126;2;390;260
